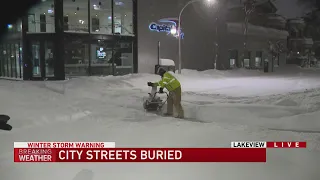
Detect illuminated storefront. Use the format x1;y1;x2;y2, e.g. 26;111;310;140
0;0;137;80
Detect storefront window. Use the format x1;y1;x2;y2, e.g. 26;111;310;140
10;44;17;78
90;0;112;34
2;45;9;77
273;55;279;67
19;45;23;78
17;20;22;32
229;50;238;68
45;42;54;77
255;51;262;67
31;42;41;76
243;51;250;68
114;41;133;75
6;44;12;77
64;0;89;33
89;40;133;75
0;45;4;76
90;40;113;75
15;43;23;78
113;0;133;36
28;0;55;33
64;41;89;75
0;43;21;78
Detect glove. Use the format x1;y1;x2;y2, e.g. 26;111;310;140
147;82;153;87
159;88;164;93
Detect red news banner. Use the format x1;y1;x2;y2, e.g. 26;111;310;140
13;141;306;163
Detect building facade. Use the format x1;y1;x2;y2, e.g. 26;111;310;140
224;1;288;70
0;0;291;81
303;10;320;58
137;0;218;73
137;0;289;73
286;18;314;65
286;10;320;67
0;0;137;80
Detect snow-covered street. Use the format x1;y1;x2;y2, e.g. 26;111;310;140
0;66;320;180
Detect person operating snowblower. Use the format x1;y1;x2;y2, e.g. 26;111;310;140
147;67;184;118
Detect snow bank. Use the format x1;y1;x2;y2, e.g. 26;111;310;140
176;65;320;80
68;65;320;96
103;65;320;97
159;59;175;66
1;64;320;180
177;68;263;78
270;108;320;132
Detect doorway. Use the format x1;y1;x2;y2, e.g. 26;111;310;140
228;49;238;68
89;40;134;76
30;40;54;79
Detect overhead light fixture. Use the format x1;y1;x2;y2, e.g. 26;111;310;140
74;12;77;14
108;16;112;20
93;4;100;10
115;1;124;5
170;26;177;35
95;14;98;17
43;12;46;15
48;9;53;13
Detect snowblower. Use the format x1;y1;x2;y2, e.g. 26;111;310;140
143;86;168;113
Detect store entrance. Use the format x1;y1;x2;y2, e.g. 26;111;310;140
30;40;54;79
91;40;134;76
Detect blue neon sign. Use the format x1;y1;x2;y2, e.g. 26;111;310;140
149;21;184;39
149;23;171;32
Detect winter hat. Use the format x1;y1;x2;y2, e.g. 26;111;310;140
157;67;166;76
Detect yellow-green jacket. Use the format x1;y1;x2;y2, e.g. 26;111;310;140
154;72;181;92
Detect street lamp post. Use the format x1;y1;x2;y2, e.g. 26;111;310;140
177;0;213;74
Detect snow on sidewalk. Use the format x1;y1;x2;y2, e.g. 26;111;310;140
0;66;319;180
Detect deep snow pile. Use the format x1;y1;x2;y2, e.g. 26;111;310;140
0;66;320;180
123;66;320;96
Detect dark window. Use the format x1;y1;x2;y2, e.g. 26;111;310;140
255;51;262;67
228;50;238;68
40;14;46;32
92;18;100;32
243;51;251;67
63;16;69;31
